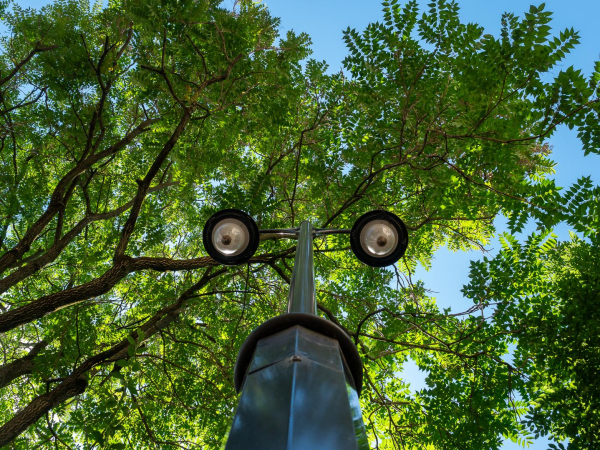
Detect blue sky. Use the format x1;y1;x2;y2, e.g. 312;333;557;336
5;0;599;447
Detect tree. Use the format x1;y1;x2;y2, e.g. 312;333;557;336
463;177;600;449
0;0;597;448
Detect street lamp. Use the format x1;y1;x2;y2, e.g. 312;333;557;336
202;209;260;265
350;210;409;267
203;209;408;449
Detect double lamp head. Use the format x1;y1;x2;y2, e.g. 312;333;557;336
203;209;408;268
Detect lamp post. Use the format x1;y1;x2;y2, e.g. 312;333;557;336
202;210;408;449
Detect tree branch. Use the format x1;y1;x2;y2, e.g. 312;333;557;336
0;340;48;389
0;42;57;88
0;117;159;275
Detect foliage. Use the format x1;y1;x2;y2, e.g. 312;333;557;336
464;184;600;448
0;0;597;448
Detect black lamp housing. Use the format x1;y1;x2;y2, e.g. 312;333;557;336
202;209;259;265
350;210;408;267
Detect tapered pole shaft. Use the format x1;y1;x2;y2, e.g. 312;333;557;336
227;219;369;449
287;221;316;315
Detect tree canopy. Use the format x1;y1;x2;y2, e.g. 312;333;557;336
0;0;598;448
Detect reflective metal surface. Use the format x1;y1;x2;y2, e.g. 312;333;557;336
212;218;250;256
259;228;300;236
233;313;364;395
257;227;351;237
314;228;351;236
287;221;317;315
342;352;370;449
359;220;398;257
226;326;369;450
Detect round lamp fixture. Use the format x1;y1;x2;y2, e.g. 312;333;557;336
203;209;259;265
350;210;408;267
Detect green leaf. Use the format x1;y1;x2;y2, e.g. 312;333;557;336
90;430;104;446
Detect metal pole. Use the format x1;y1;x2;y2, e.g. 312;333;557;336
288;221;316;315
226;221;368;449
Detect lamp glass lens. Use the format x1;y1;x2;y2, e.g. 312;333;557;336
359;220;398;257
212;218;249;256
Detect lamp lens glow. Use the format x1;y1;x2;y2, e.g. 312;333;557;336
359;220;398;257
212;219;249;256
